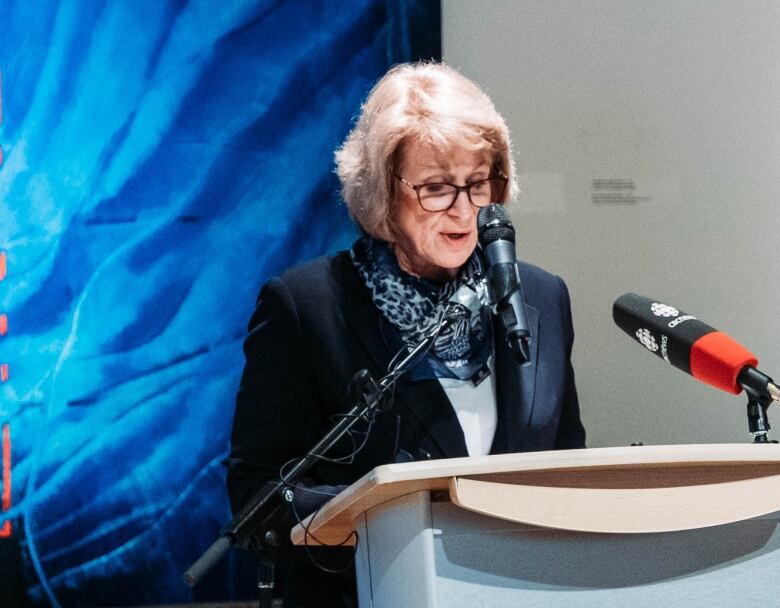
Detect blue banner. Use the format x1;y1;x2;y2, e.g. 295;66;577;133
0;1;440;604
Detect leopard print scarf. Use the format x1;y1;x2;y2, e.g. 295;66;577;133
350;235;492;382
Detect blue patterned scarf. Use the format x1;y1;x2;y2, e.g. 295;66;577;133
350;235;492;383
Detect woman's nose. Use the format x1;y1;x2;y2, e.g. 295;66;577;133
447;189;475;220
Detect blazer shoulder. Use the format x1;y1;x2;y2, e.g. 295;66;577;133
272;250;366;315
272;249;342;285
517;260;568;301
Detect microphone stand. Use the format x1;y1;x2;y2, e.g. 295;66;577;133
740;368;777;443
745;390;774;443
182;309;460;605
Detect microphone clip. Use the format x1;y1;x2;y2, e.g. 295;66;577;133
739;368;779;443
743;386;776;444
745;394;775;444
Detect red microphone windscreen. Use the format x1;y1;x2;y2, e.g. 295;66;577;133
690;332;758;394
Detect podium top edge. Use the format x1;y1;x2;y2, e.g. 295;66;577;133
291;443;780;545
366;443;780;486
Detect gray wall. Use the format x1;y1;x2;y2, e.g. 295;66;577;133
443;1;780;447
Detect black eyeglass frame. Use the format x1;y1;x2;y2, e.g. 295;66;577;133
394;173;509;212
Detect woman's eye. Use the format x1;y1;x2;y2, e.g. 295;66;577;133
423;183;448;194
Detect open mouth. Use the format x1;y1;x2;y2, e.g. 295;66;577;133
442;232;469;241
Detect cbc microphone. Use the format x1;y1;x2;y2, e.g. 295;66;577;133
477;204;530;364
613;293;780;403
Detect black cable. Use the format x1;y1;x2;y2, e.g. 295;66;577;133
392;414;401;461
309;409;378;465
278;460;342;498
291;494;358;575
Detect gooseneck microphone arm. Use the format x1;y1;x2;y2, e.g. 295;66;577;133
182;307;462;596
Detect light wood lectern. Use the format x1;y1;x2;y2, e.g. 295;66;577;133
291;444;780;607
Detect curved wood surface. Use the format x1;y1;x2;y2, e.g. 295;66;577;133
291;444;780;545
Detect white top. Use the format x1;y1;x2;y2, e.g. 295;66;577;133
438;358;497;456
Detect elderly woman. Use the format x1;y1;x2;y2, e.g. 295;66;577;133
227;62;585;607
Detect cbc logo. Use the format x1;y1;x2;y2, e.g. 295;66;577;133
635;328;659;352
651;303;679;317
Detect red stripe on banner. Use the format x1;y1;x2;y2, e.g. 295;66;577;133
0;67;3;164
0;68;3;165
1;423;10;537
0;75;12;538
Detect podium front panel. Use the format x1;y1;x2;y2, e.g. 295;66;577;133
431;502;780;607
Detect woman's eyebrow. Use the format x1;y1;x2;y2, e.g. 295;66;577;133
418;163;490;176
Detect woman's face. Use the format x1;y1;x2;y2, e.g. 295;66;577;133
392;143;491;282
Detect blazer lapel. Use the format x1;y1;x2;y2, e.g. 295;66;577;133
393;378;469;458
490;304;540;454
338;257;468;459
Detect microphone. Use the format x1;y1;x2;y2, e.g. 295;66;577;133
613;293;780;403
477;204;530;364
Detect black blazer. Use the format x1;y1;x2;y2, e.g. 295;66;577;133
226;250;585;604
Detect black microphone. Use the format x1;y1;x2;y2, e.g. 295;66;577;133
613;293;780;403
477;204;530;364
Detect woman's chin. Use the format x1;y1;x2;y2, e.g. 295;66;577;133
437;235;475;263
428;252;474;279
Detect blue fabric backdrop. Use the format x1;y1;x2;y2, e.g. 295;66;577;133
0;1;439;604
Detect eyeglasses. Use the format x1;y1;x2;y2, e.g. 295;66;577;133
394;173;508;212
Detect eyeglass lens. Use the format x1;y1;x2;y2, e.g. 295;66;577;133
417;179;506;211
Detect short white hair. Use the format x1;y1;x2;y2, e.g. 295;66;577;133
335;62;517;242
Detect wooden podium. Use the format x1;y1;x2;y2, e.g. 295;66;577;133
291;444;780;607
